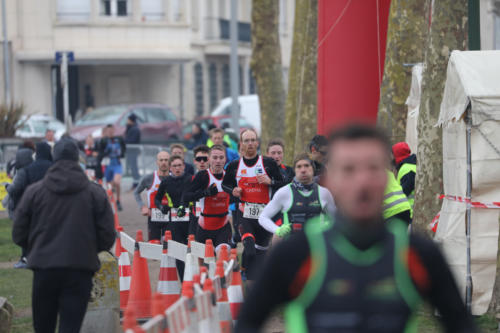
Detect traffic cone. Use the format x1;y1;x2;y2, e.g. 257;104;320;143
152;292;165;317
157;231;180;310
188;234;195;249
228;249;244;325
202;278;220;333
116;227;131;311
122;307;144;332
216;260;233;333
126;230;152;319
218;244;229;262
204;239;216;277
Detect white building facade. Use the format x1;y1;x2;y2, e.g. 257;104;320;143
0;0;295;122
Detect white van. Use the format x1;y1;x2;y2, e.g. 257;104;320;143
211;95;261;134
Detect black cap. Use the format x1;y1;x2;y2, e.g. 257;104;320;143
128;113;137;122
53;138;79;162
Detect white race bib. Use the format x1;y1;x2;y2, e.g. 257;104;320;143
101;157;110;166
243;203;266;219
151;208;169;222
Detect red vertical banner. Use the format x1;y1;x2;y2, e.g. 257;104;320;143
317;0;392;134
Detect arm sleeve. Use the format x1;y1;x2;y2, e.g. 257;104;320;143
12;185;34;248
133;174;153;208
7;169;28;198
92;185;116;252
183;171;209;202
222;161;238;194
319;186;336;215
155;180;167;208
263;157;285;190
235;233;310;333
400;171;416;196
410;235;478;333
259;187;288;234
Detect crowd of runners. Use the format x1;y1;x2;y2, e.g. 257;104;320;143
7;117;478;332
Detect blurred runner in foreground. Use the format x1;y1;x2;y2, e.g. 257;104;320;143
235;124;476;333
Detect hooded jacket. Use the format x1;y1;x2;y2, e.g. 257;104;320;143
25;142;53;185
6;148;34;217
12;160;115;271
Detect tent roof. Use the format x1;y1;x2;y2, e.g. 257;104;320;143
438;50;500;126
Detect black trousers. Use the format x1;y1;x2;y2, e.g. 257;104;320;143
32;268;93;333
167;222;189;281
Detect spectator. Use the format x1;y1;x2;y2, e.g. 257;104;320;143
170;143;194;175
125;113;141;189
209;128;239;163
6;147;34;269
44;129;56;150
188;123;208;149
25;142;53;185
12;138;115;333
84;135;100;180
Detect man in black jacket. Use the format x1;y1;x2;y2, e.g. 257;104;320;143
125;113;141;190
25;141;53;185
155;155;192;279
13;138;115;333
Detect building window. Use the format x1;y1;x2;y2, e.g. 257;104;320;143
239;65;243;95
101;0;129;16
209;63;218;109
195;63;204;116
57;0;90;22
249;69;256;94
141;0;164;21
222;64;230;98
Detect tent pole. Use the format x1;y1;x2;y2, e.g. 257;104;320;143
465;106;473;313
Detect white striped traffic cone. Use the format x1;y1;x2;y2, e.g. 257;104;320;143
228;249;244;325
117;226;131;311
157;231;181;310
216;260;233;333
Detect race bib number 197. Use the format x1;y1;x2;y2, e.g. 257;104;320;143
151;208;169;222
243;203;266;219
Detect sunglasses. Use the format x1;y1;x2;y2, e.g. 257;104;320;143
195;156;208;162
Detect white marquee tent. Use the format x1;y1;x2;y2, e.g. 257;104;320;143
436;50;500;315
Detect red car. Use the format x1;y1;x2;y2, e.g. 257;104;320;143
70;104;182;143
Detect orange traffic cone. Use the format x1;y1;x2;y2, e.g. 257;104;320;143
152;292;165;317
122;306;144;332
228;249;244;325
216;260;233;333
218;244;230;262
157;231;180;310
126;230;152;319
116;227;131;311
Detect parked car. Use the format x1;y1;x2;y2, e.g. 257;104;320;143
181;115;254;146
15;115;66;140
70;104;182;143
211;95;261;134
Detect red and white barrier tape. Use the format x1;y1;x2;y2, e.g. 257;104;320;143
429;194;500;232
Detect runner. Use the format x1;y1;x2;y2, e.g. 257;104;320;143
192;145;209;173
170;143;195;175
235;125;476;333
308;134;328;183
100;124;126;210
133;151;171;241
209;128;239;163
266;138;294;184
83;135;100;180
188;145;210;235
154;155;192;278
184;145;231;253
222;129;284;280
259;153;334;239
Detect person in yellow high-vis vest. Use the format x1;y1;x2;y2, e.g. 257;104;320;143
392;142;416;208
383;169;412;225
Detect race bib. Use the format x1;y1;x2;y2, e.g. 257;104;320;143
102;157;110;166
243;203;266;219
85;169;95;180
151;208;169;222
170;210;190;222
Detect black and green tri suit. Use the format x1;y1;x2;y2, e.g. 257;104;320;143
283;183;324;232
235;213;477;333
285;217;420;332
